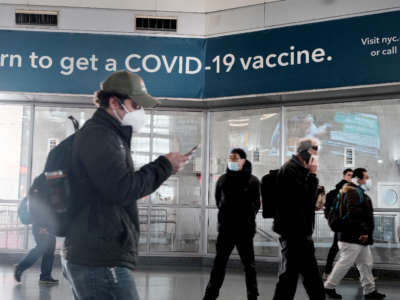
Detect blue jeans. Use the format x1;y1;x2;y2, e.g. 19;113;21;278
17;224;56;280
62;258;140;300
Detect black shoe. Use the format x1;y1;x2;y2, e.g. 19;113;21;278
365;290;386;299
248;296;258;300
13;265;23;283
325;288;342;299
39;277;59;285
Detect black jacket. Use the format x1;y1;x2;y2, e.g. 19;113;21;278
338;183;374;245
273;155;319;238
64;108;172;269
324;179;348;219
216;160;260;235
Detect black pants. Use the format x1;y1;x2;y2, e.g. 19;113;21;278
324;232;339;274
204;231;258;299
17;224;56;280
273;236;325;300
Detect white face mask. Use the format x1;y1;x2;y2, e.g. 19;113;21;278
114;105;146;133
353;177;372;191
363;179;372;191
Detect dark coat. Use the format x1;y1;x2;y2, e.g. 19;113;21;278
215;160;261;235
338;183;375;245
273;155;319;238
64;108;172;270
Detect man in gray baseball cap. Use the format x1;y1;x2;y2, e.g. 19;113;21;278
101;70;159;108
62;70;189;300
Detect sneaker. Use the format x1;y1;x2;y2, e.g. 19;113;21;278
39;277;59;285
13;265;23;283
365;290;386;299
324;288;342;299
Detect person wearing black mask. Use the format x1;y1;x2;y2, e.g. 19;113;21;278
272;137;325;300
202;148;261;300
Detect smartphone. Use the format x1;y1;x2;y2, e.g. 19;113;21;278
185;144;200;156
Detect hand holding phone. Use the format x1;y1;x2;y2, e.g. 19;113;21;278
185;144;200;157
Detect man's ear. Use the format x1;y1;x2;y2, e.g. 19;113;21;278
109;96;121;110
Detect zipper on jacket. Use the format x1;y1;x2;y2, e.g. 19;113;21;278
109;267;118;284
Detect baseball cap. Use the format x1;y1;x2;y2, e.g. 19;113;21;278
101;70;159;108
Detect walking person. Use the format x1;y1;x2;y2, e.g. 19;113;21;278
61;70;189;300
272;137;326;300
323;168;353;279
14;224;58;284
324;168;385;299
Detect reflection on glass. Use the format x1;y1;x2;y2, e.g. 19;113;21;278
150;208;200;253
132;153;150;169
132;137;150;153
151;177;178;205
153;137;170;154
209;108;281;207
32;107;94;179
153;115;170;135
0;105;31;200
138;207;149;252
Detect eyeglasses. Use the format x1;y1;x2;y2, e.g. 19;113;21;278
311;145;319;151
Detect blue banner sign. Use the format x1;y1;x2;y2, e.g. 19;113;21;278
0;10;399;99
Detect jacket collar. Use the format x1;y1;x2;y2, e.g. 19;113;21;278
90;108;133;145
226;160;252;181
291;155;307;169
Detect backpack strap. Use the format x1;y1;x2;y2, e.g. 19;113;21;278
355;187;364;203
68;116;80;132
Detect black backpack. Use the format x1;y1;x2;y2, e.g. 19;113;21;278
327;188;364;232
261;169;279;218
324;188;339;219
27;116;80;237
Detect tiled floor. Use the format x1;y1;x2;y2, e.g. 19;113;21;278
0;264;398;300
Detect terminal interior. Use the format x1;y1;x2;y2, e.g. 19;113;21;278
0;0;400;299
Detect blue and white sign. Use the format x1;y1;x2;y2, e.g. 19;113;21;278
0;10;399;99
0;32;205;98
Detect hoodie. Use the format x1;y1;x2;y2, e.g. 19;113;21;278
215;160;261;235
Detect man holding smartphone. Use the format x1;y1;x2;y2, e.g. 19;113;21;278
272;138;325;300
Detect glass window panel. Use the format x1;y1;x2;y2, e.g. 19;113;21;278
285;100;400;208
209;108;281;207
254;213;280;257
0;104;31;200
207;208;218;253
132;153;150;169
151;111;203;206
32;107;94;179
153;114;170;135
0;203;25;249
285;100;400;265
138;206;149;253
153;137;170;154
151;176;178;205
131;137;150;153
149;208;200;253
0;104;31;250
